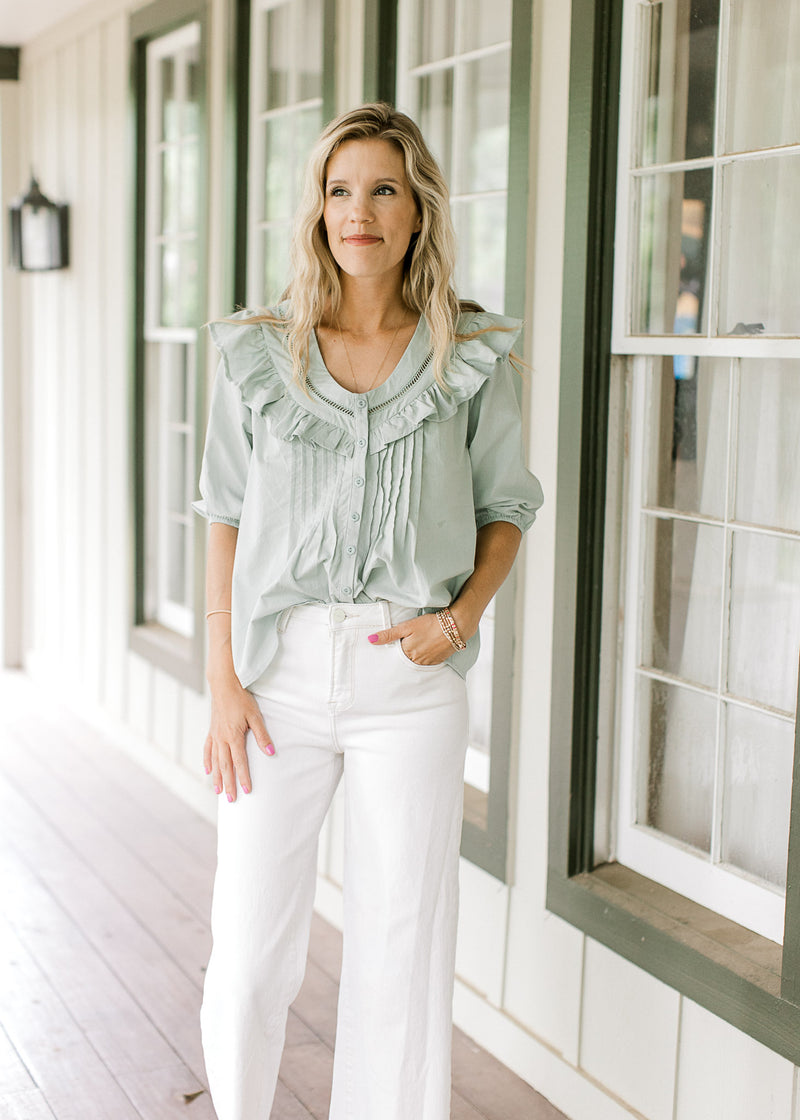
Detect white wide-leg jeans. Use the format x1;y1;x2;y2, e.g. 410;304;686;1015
200;602;469;1120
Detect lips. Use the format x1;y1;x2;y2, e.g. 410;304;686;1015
343;235;382;245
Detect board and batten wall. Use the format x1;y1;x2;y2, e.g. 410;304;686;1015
7;1;800;1119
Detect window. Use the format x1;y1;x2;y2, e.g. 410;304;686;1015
246;0;331;306
548;0;800;1064
396;0;532;878
611;0;800;945
131;0;208;689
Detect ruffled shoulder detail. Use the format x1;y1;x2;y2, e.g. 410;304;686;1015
369;311;522;453
208;307;354;456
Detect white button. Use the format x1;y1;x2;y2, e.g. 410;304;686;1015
355;476;364;487
358;437;366;447
331;607;347;623
342;586;352;596
357;398;367;408
351;512;360;521
346;545;355;555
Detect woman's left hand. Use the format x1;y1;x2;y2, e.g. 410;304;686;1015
367;611;463;666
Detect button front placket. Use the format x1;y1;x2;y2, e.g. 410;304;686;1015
339;398;370;601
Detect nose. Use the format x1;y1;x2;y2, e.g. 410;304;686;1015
348;192;374;224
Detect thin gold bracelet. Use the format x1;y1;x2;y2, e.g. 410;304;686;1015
205;609;232;620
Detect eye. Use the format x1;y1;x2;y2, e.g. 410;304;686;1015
374;184;396;196
328;186;348;197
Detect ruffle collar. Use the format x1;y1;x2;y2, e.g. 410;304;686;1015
207;306;522;457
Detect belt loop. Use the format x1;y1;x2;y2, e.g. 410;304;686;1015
381;600;392;629
277;605;294;633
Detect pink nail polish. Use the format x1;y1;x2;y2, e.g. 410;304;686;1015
267;744;275;756
204;765;211;775
242;785;250;794
367;633;379;644
227;793;233;803
214;785;221;795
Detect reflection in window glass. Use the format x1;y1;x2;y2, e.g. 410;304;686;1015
460;0;511;53
265;4;291;109
736;360;800;534
728;532;800;714
452;195;507;311
723;703;794;887
641;517;723;689
645;357;729;517
635;168;711;335
726;0;800;154
461;52;510;194
417;70;454;183
718;156;800;337
639;676;716;853
414;0;456;66
638;0;719;167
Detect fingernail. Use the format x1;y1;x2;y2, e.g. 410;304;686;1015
267;744;275;756
214;785;221;795
227;793;233;803
204;765;211;775
242;784;250;794
367;634;379;644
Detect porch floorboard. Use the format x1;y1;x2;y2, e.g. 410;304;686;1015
0;671;567;1120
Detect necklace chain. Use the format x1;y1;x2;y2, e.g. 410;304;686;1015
336;316;406;394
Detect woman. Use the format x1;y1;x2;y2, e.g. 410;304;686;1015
193;102;543;1120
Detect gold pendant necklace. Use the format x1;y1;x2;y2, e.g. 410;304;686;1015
336;316;406;394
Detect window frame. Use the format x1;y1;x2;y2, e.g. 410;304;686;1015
546;0;800;1064
129;0;210;691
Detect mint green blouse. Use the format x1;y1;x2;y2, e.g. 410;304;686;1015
192;303;543;688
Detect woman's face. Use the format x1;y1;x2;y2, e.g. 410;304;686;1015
322;138;422;284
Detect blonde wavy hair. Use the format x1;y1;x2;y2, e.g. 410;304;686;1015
234;103;507;387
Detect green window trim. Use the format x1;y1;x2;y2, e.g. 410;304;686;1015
0;47;20;81
129;0;210;693
546;0;800;1065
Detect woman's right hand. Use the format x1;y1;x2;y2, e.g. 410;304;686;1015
204;673;275;801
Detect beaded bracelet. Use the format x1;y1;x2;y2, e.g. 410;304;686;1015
435;606;467;651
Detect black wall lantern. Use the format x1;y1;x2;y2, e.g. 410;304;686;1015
9;175;69;271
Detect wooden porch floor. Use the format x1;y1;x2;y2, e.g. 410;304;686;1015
0;671;567;1120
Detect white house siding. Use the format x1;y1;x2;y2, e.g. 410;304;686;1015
4;1;800;1118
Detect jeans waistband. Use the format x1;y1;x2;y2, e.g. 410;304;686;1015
277;601;421;632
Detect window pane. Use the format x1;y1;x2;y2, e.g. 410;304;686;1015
645;357;729;518
415;70;454;184
159;243;181;327
179;139;199;232
160;57;178;142
167;432;188;514
298;0;323;100
165;345;189;423
718;155;800;337
414;0;456;66
166;519;187;604
181;238;199;325
265;2;291;110
452;195;507;311
460;0;512;53
264;115;296;222
723;704;793;888
726;0;800;153
160;147;180;234
728;531;800;713
634;167;712;335
736;359;800;533
460;51;510;194
264;225;292;304
638;676;716;853
183;45;201;138
638;0;719;167
641;517;724;688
